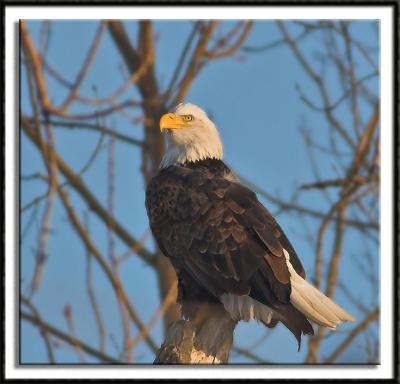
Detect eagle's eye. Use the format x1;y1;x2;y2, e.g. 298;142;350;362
183;114;194;122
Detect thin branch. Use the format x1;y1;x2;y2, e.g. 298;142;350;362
107;20;159;103
341;22;361;138
307;104;379;361
231;345;270;364
21;115;155;266
57;185;158;353
324;21;379;73
53;99;143;121
21;297;55;363
171;20;218;107
63;305;86;362
300;124;334;205
23;103;156;352
84;212;106;354
75;97;107;177
204;21;254;59
296;72;377;113
29;121;58;299
117;229;151;264
41;58;73;88
21;191;49;213
346;103;379;181
324;307;379;363
43;120;144;147
21;310;121;363
21;202;40;242
20;21;52;111
325;203;346;298
242;27;311;54
300;175;375;191
36;54;152;107
234;169;378;231
164;22;199;98
314;200;342;289
38;20;51;62
107;129;133;362
130;283;176;350
337;281;369;315
276;21;355;149
58;22;106;112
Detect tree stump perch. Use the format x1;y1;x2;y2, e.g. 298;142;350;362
154;304;236;364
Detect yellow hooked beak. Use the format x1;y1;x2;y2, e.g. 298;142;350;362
159;113;187;131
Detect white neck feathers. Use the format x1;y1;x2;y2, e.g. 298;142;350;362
160;139;223;168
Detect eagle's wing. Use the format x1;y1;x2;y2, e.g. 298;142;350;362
146;165;315;345
147;165;304;305
186;175;304;304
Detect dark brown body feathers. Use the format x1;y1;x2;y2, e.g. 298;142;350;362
145;159;313;346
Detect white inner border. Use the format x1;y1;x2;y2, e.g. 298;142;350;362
5;5;394;381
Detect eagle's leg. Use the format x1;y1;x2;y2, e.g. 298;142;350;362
177;270;226;328
184;302;226;328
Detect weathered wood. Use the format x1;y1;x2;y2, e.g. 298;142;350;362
154;304;236;364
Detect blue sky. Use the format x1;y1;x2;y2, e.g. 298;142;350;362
20;20;379;364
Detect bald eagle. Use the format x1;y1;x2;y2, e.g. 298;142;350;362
145;103;355;348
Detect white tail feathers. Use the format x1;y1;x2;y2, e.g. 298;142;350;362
220;293;274;325
283;249;356;330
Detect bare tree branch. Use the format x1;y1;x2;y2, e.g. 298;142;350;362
276;21;356;149
21;297;55;363
171;21;218;107
325;307;379;363
58;22;106;112
21;115;155;266
57;185;158;353
21;310;121;363
204;21;253;59
84;212;106;354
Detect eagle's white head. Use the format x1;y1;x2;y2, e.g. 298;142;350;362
159;103;223;168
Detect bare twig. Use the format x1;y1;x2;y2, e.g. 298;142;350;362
21;297;55;363
56;185;158;353
20;20;52;111
130;283;176;350
21;116;155;266
44;120;144;147
234;169;378;231
165;22;199;98
21;203;40;242
325;307;379;363
300;175;375;191
107;20;159;105
231;345;270;364
58;22;106;112
107;128;133;362
29;121;58;299
21;310;121;363
39;20;51;62
277;21;356;149
64;305;86;362
21;191;49;213
242;26;311;54
204;21;253;59
84;212;106;354
171;20;218;106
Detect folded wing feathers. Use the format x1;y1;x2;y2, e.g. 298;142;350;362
283;249;356;330
220;249;355;336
